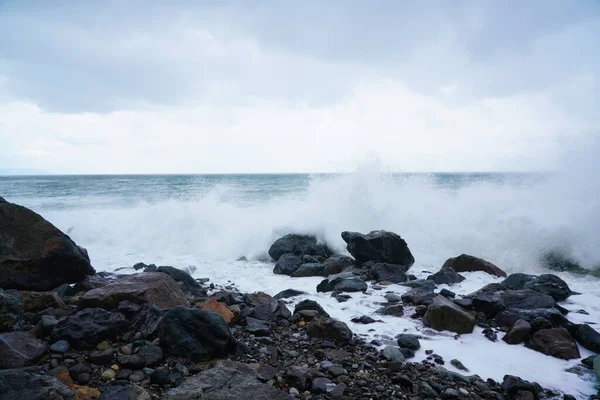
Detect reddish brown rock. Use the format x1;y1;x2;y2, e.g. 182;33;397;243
199;298;234;325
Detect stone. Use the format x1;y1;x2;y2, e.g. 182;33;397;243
245;292;291;321
150;368;170;386
128;370;145;383
311;377;334;394
453;298;472;309
0;368;75;400
501;289;555;310
594;356;600;380
466;283;506;318
274;289;306;299
286;366;308;390
51;308;127;349
384;293;402;303
99;384;152;399
89;348;115;365
382;345;405;362
128;304;163;339
273;254;303;275
423;295;475;334
158;306;236;362
523;274;572;302
306;317;353;342
495;308;568;328
440;288;456;298
316;275;367;293
502;273;535;290
341;230;414;267
19;290;65;312
368;263;408;283
163;361;292;400
401;281;436;306
50;339;70;353
79;272;190;310
322;255;355;275
117;354;146;369
199;298;234;325
501;375;540;400
396;334;420;350
526;328;580;360
0;331;48;368
156;265;205;296
0;197;95;291
101;369;116;381
245;317;271;336
0;289;23;332
377;304;404;316
450;359;468;371
443;254;507;277
291;263;326;277
351;315;378;324
268;234;331;261
502;319;531;345
293;300;330;317
427;267;465;285
567;323;600;353
137;345;163;367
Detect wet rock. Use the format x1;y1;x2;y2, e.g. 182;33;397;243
465;283;506;318
79;272;190;310
443;254;507;277
502;273;535;290
439;288;455;298
50;339;70;353
382;345;406;362
156;265;205;296
453;298;472;309
316;275;367;293
594;356;600;380
483;328;497;342
567;323;600;353
423;295;475;334
0;331;48;368
286;366;308;390
244;292;291;321
0;289;23;332
384;293;402;303
368;262;408;283
526;328;580;360
99;384;152;400
163;361;292;400
501;375;541;400
502;319;531;345
101;369;116;381
523;274;572;302
495;308;568;328
396;334;420;350
268;234;331;262
306;317;353;343
291;263;326;277
341;230;415;267
529;317;553;334
245;317;271;336
427;267;465;285
376;304;404;316
401;281;436;306
351;315;378;324
274;289;306;299
0;197;95;291
0;368;75;400
501;289;555;310
312;377;335;394
273;254;303;275
334;293;352;303
19;290;65;312
158;306;236;362
73;274;111;293
323;255;355;275
294;300;330;318
51;308;127;349
450;359;468;371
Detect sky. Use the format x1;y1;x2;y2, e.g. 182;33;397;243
0;0;599;174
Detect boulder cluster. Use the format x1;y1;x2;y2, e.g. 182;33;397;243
1;196;599;400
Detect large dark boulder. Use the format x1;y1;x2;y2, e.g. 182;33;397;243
244;292;291;321
79;272;190;310
322;255;355;275
495;308;568;328
501;375;541;400
291;263;326;277
156;266;206;297
568;324;600;353
293;300;330;318
502;319;531;345
51;308;127;349
443;254;507;277
341;230;414;267
427;267;465;285
0;368;75;400
163;361;292;400
465;283;506;318
0;197;95;290
0;332;48;369
368;263;408;283
268;234;331;261
274;289;306;300
401;281;436;306
523;274;572;302
502;273;535;290
157;306;236;362
316;275;367;293
423;295;475;334
526;328;580;360
500;289;555;310
273;254;303;275
0;289;23;333
306;317;353;343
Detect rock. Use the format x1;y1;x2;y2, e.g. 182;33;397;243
80;272;190;310
341;230;415;267
384;293;402;303
273;254;303;275
89;348;114;365
450;359;468;371
443;254;507;277
502;273;535;290
401;281;436;306
274;289;306;299
594;356;600;380
376;304;404;316
244;292;291;321
427;267;465;285
158;306;236;362
37;315;59;336
156;265;204;294
465;283;506;318
526;328;580;360
483;328;498;342
502;319;531;344
351;315;378;324
368;263;408;283
501;289;555;310
540;250;592;275
199;298;234;325
286;366;308;390
99;384;152;400
568;324;600;353
439;288;455;298
0;368;75;400
101;369;116;381
118;354;146;369
495;308;568;328
396;334;420;350
423;295;475;334
137;345;163;367
0;332;48;368
0;197;95;290
317;275;367;293
291;263;326;277
50;339;70;353
453;298;472;309
19;290;65;312
306;317;353;342
163;361;292;400
73;275;111;293
523;274;572;302
268;234;331;261
294;300;330;317
245;317;271;336
322;255;354;275
0;289;23;332
501;375;541;400
128;304;163;339
51;308;127;349
311;377;334;394
150;368;170;386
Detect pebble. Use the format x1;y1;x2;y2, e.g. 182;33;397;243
129;370;145;383
120;345;133;355
50;340;70;353
101;369;116;381
96;341;111;350
289;387;300;396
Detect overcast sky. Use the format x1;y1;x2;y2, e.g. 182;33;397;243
0;0;599;174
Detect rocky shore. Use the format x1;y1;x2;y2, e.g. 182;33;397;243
1;196;599;400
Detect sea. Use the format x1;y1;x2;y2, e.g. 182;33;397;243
1;172;599;398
